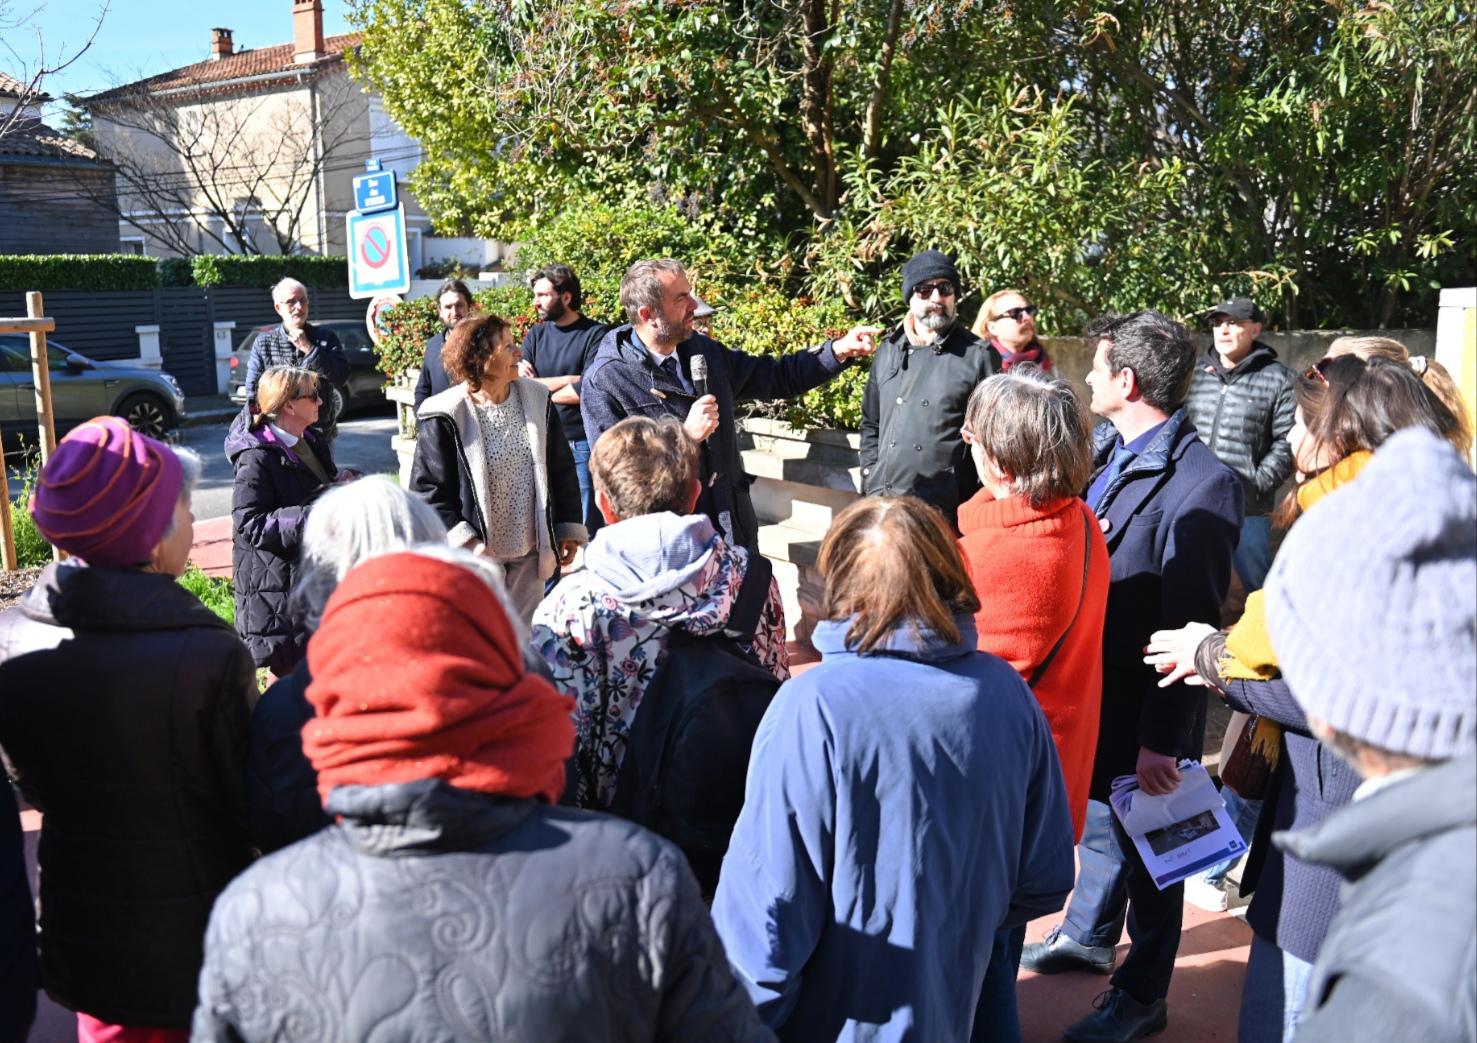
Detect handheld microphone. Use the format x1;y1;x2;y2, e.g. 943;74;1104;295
690;354;709;398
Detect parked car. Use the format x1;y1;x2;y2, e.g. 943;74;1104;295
227;320;388;418
0;335;187;445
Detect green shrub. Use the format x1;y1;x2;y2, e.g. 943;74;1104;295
4;450;52;568
156;257;195;287
0;254;159;292
708;291;867;430
511;197;740;324
178;565;234;624
191;255;349;289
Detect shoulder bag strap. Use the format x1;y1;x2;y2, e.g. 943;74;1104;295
1028;506;1093;690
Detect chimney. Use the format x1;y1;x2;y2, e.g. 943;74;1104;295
293;0;325;64
210;27;233;60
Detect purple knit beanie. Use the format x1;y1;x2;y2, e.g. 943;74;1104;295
29;416;183;567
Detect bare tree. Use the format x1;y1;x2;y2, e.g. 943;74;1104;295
80;71;362;255
0;1;109;142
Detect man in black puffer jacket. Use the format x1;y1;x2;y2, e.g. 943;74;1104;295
1185;297;1294;592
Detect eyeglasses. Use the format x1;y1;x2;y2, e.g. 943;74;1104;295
912;280;956;299
994;304;1039;322
1304;359;1331;386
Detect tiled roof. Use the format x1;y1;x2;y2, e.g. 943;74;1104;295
0;118;104;164
87;33;360;104
0;70;48;101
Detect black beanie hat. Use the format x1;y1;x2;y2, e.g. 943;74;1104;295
900;250;961;304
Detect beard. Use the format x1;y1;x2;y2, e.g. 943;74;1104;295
536;298;568;323
651;312;692;346
919;309;954;332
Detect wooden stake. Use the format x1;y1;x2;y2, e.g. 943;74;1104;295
27;292;57;465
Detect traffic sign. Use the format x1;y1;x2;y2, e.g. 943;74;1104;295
352;170;398;214
346;206;411;299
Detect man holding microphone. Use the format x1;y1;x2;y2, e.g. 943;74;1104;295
581;258;879;552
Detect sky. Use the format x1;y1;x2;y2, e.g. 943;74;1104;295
6;0;354;116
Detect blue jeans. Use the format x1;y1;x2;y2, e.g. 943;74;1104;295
1202;786;1263;887
569;437;601;537
1239;933;1314;1042
1234;515;1273;592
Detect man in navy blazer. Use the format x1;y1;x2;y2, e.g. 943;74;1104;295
413;278;474;411
1022;310;1243;1043
581;258;880;551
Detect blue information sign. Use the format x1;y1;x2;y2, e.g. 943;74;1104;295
352;170;398;214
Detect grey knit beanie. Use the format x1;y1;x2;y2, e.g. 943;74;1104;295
1266;427;1477;760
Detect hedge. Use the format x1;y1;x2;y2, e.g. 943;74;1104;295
0;253;352;292
190;255;349;289
0;254;160;292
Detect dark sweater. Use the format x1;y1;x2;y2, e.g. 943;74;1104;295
1198;634;1360;962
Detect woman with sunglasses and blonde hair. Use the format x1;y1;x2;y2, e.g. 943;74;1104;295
1143;354;1462;1042
972;289;1055;372
227;364;343;678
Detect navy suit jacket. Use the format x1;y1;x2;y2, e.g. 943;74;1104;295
1087;408;1243;800
580;324;844;550
413;331;453;412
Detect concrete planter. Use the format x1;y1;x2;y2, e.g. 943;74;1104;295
385;378;418;486
740;416;861;648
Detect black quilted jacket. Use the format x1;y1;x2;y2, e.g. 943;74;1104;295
226;412;336;674
0;563;255;1029
192;779;775;1042
1184;343;1296;516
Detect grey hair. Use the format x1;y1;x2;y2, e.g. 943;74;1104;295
271;277;308;303
289;477;448;630
619;258;687;324
397;544;529;647
160;445;202;540
964;364;1094;506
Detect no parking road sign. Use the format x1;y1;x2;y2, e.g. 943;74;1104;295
347;205;411;299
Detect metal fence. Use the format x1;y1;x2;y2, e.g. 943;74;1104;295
0;286;363;395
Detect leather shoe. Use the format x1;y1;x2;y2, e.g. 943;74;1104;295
1063;988;1168;1043
1019;926;1115;975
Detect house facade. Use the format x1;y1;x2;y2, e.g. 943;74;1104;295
0;72;120;255
84;0;506;273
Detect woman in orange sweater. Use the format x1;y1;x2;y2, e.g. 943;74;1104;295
958;363;1109;840
958;364;1110;1041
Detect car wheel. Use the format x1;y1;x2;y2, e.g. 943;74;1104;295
117;392;174;439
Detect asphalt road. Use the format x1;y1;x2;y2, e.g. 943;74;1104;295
179;413;400;520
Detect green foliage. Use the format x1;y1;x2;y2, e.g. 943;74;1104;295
6;455;52;568
178;566;234;624
707;290;865;429
512;197;738;323
0;254;159;292
351;0;1474;331
156;257;195;287
190;255;349;289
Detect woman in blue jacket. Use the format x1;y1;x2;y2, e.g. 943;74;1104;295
711;495;1076;1042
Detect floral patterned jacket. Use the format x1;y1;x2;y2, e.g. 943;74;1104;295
532;513;789;808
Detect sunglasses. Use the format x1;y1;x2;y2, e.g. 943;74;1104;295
1304;359;1331;386
295;389;322;403
912;280;956;299
994;304;1039;322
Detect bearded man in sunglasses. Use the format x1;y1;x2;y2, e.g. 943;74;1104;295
860;250;1001;528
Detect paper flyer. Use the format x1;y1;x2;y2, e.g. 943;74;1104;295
1109;761;1247;891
